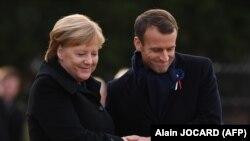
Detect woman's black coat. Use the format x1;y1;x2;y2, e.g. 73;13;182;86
27;59;122;141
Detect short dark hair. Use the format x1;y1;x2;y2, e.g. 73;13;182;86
134;9;178;44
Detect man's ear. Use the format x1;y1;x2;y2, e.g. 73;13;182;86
134;36;142;51
57;45;63;60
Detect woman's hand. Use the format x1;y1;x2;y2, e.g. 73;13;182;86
122;135;151;141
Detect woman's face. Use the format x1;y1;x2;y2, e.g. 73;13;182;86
57;38;100;82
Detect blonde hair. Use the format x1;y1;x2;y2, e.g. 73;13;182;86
0;66;19;80
45;14;105;62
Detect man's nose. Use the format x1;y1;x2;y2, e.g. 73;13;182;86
160;50;169;61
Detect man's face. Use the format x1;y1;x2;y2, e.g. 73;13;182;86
134;26;177;73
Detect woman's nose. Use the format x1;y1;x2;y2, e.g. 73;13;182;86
83;54;93;64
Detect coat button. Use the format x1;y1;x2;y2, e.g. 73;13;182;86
99;106;104;111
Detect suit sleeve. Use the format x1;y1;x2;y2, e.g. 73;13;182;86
29;76;123;141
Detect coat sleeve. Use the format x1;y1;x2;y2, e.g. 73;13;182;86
28;76;123;141
189;58;222;124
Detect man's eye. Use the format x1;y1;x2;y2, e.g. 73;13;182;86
152;48;161;52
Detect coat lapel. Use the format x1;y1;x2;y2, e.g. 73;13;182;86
160;54;185;122
134;89;159;123
129;77;159;122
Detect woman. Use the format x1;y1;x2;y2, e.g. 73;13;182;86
0;66;25;141
27;14;136;141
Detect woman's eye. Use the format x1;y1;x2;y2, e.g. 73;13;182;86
77;53;84;56
92;52;98;56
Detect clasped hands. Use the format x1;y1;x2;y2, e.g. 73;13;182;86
122;135;151;141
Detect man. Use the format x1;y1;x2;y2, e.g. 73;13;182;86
106;9;222;136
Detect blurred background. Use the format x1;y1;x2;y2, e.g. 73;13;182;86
0;0;249;140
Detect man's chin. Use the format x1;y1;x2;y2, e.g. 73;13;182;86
153;68;168;74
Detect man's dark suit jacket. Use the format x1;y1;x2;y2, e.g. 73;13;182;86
106;53;222;136
27;59;122;141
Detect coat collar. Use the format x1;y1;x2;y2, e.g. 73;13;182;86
129;52;186;121
36;58;101;98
